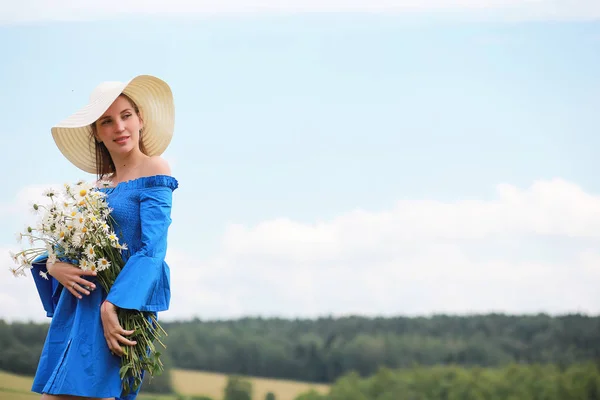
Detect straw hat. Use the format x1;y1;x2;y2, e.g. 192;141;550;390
51;74;175;174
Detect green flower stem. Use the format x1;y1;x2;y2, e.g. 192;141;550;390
93;250;167;396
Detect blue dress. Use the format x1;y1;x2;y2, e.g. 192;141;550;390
29;175;178;399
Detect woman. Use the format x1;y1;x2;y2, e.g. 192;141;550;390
29;75;178;400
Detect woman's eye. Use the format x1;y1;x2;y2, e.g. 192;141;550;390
123;113;131;119
101;119;111;125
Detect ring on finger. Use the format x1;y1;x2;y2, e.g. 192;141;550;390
71;282;76;289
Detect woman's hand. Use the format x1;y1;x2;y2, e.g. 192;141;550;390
46;261;97;299
100;300;137;356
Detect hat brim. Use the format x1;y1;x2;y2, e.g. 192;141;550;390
51;75;175;174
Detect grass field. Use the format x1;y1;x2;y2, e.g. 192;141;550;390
0;371;38;399
0;369;329;400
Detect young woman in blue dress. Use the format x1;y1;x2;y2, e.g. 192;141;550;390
30;75;178;400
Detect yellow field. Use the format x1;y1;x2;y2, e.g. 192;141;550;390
0;371;33;392
0;370;38;399
0;391;38;400
173;369;329;400
0;369;329;400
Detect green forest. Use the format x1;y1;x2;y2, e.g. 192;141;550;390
163;313;600;383
1;313;599;399
296;363;600;400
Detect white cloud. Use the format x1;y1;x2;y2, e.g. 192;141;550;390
2;177;600;323
2;0;600;24
0;184;55;219
162;178;600;321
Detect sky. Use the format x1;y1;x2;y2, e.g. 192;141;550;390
1;0;599;323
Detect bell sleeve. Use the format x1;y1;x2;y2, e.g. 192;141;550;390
105;183;176;312
30;254;63;318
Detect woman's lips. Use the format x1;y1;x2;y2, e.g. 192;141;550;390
114;136;129;145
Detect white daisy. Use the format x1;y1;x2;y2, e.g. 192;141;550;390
85;244;96;260
79;259;91;271
48;252;57;265
97;258;111;271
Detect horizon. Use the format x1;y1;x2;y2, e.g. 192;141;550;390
1;310;595;325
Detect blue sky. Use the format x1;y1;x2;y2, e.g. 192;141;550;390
1;4;600;322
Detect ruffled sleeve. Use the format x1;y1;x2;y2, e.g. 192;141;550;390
105;176;178;312
30;254;63;318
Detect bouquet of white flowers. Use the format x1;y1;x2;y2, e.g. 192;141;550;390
10;180;166;395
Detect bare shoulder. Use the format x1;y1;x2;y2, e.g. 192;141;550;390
143;156;171;177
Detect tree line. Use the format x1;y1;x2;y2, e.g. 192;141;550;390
146;363;600;400
295;362;600;400
163;313;600;383
1;313;599;385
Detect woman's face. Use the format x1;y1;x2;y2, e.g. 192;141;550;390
94;95;143;157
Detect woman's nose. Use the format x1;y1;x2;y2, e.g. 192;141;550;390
115;120;125;132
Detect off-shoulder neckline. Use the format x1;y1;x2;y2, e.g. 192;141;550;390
98;174;179;192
